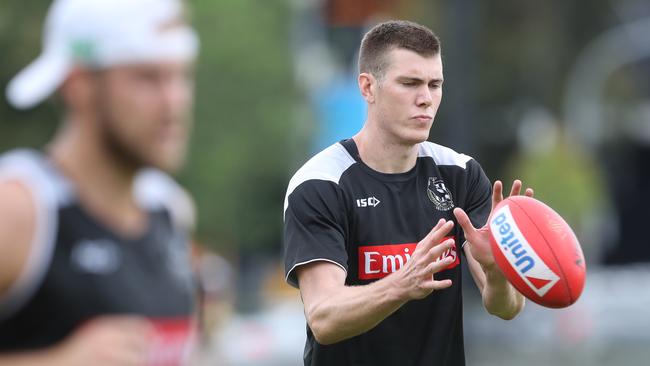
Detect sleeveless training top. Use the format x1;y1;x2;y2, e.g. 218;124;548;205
0;149;196;365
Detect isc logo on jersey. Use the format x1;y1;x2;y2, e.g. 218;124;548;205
356;196;381;208
358;238;458;280
489;205;560;297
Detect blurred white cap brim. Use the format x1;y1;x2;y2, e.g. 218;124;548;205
5;0;199;110
6;49;69;109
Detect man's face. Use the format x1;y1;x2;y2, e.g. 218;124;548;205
92;61;194;173
371;48;443;145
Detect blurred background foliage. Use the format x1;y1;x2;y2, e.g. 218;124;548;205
185;0;294;253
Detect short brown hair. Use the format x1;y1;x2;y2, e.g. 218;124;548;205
358;20;440;79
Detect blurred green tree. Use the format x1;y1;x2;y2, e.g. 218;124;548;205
185;0;295;252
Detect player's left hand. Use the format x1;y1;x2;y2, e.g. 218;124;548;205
453;180;534;269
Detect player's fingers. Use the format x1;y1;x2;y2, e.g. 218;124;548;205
430;218;446;233
422;238;455;264
112;318;154;345
423;251;455;274
124;328;153;352
115;329;152;366
418;220;454;252
90;330;150;366
92;316;154;350
491;180;503;210
422;278;453;291
453;207;476;240
525;187;534;197
509;179;522;197
107;345;149;366
413;219;445;255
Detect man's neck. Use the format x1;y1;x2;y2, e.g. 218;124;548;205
47;122;147;237
353;124;420;174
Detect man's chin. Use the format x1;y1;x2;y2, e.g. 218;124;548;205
138;145;186;172
147;155;185;173
399;132;430;146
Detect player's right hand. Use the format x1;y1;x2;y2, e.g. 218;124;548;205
50;315;154;366
391;219;455;300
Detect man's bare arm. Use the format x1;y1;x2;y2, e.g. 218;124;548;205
297;220;456;345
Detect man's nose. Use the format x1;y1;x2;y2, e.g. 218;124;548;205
416;85;433;108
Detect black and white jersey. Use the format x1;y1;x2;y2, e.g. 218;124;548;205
0;150;196;365
283;139;492;366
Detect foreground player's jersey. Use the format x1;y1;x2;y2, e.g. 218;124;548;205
284;139;492;366
0;150;196;365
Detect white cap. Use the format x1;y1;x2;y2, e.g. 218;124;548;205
6;0;199;109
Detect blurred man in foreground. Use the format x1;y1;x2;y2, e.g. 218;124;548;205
0;0;200;364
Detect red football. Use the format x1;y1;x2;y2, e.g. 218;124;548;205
487;196;586;308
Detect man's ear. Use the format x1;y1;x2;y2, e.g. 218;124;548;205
60;68;97;112
358;72;377;104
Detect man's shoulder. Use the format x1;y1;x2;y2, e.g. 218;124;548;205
0;149;67;267
0;179;36;226
0;149;46;174
287;143;356;190
0;148;70;205
0;149;43;201
417;141;475;169
283;142;356;213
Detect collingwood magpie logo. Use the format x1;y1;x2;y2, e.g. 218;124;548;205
427;177;454;211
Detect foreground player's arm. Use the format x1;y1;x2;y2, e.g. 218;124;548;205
297;219;455;345
0;181;50;365
454;180;532;320
0;182;153;366
0;181;36;308
462;242;524;320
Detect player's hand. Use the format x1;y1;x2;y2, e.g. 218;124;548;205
392;219;456;300
50;315;154;366
453;180;534;269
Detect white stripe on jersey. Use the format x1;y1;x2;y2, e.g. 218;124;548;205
135;168;196;232
0;150;67;320
283;143;356;217
418;141;473;169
